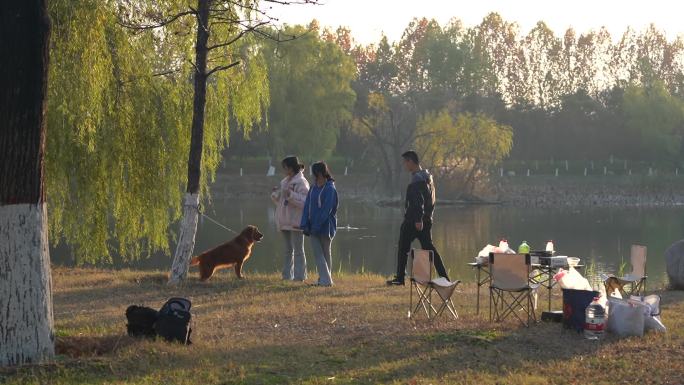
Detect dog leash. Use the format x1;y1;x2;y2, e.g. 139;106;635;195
195;203;238;234
200;213;238;234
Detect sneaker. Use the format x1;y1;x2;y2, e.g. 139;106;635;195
386;277;405;286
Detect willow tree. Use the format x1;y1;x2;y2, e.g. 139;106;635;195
416;109;512;195
45;0;271;274
47;0;193;265
0;0;55;366
118;0;318;284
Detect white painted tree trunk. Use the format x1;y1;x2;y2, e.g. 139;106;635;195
168;193;200;285
0;203;54;366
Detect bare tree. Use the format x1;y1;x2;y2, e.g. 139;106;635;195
0;0;55;366
119;0;317;285
355;94;418;193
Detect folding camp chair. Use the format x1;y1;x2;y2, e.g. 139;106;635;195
489;253;539;327
604;244;647;297
408;249;460;320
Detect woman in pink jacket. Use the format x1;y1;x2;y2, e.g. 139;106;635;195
271;156;310;281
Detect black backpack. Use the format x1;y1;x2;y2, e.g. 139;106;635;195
153;297;193;345
125;305;159;339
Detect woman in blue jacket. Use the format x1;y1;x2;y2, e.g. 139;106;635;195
300;162;338;287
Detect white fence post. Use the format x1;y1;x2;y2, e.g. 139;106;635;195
239;167;243;177
555;168;559;177
584;167;587;176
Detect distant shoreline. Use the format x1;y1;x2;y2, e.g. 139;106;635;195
492;175;684;208
211;172;684;208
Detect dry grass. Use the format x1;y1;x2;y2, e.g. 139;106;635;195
1;267;683;385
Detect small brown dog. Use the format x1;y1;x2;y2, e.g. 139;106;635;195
190;225;264;281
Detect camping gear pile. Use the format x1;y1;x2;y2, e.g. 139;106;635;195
548;245;666;338
473;241;667;339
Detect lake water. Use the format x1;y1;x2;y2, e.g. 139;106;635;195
90;198;679;285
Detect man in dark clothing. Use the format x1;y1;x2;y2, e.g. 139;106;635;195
387;151;450;286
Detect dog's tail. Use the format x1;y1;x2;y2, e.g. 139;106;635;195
190;256;200;266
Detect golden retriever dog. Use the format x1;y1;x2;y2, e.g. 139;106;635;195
190;225;264;281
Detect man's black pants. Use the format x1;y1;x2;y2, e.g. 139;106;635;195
395;220;449;281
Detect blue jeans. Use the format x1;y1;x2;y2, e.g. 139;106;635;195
310;234;333;286
281;230;307;281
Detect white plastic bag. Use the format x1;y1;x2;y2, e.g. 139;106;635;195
553;267;592;291
607;297;646;337
597;281;609;309
476;244;496;264
478;244;496;258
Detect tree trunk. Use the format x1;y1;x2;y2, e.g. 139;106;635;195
376;142;394;193
168;0;210;285
0;0;55;366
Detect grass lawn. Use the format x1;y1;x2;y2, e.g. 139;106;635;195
1;267;683;385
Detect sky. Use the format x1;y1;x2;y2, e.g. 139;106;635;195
267;0;684;45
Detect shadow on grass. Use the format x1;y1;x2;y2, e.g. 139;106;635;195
0;324;645;385
56;335;136;358
5;270;680;385
52;272;311;305
205;322;609;384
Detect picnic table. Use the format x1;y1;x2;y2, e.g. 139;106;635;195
468;259;584;314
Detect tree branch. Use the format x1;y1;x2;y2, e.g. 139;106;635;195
206;61;241;77
263;0;321;4
118;68;184;86
257;28;300;43
218;1;273;20
207;32;245;51
208;17;292;50
117;10;196;30
188;60;201;75
152;69;182;77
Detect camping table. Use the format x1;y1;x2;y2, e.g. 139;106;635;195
467;261;491;315
468;260;584;314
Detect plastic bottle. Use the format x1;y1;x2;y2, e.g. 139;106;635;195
584;297;606;340
518;241;530;254
545;240;555;253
